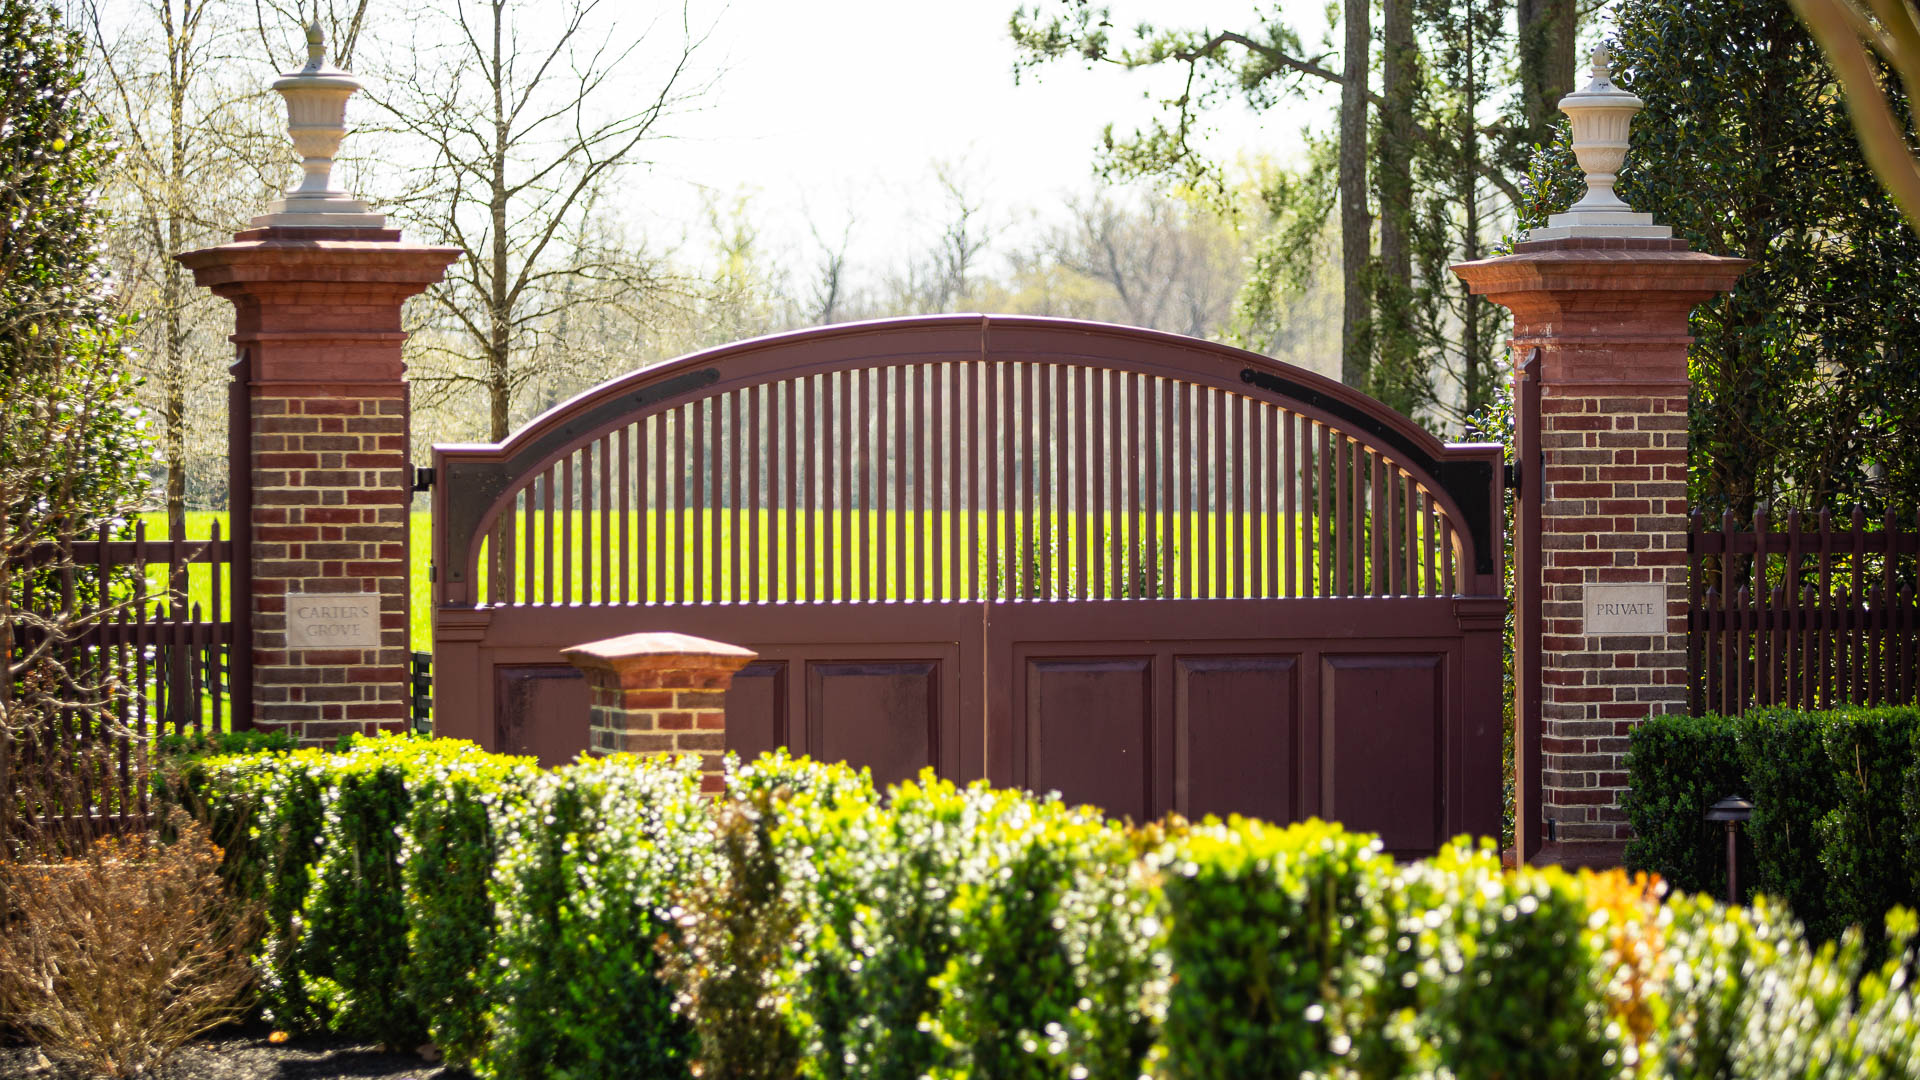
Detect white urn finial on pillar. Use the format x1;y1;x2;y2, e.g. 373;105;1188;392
251;21;386;229
1527;41;1673;241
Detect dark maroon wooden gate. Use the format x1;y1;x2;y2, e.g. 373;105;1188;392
431;316;1505;853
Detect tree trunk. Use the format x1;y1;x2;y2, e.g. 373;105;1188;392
1517;0;1577;144
1460;9;1486;419
1376;0;1416;399
488;4;511;443
166;40;189;543
1338;0;1372;388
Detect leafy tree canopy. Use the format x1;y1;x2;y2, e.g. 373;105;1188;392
1518;0;1920;519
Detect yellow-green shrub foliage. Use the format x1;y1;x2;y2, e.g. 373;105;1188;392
1152;818;1393;1079
923;788;1155;1080
480;752;716;1080
1382;842;1615;1076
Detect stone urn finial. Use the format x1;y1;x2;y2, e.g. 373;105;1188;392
1527;40;1672;241
251;20;385;229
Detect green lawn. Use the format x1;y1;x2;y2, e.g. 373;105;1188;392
144;507;1449;656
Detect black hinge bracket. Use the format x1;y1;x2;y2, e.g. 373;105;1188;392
412;466;436;493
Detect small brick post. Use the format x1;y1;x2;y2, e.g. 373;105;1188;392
1453;45;1747;866
176;28;457;744
561;632;756;793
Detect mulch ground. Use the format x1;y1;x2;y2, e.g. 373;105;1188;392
0;1021;468;1079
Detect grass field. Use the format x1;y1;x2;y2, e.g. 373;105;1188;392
143;508;1449;656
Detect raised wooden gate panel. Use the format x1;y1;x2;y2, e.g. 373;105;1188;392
432;316;1504;851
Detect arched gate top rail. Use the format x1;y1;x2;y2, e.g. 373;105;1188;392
432;315;1503;607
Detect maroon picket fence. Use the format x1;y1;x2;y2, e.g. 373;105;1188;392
1689;508;1920;715
1;520;245;849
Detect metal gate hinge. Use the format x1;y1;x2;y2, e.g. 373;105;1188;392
412;466;435;493
1503;462;1520;490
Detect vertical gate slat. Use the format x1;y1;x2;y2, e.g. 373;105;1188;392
786;379;799;603
931;365;946;602
1010;364;1026;600
1178;381;1193;600
209;522;225;730
855;367;869;602
835;370;850;602
1108;371;1124;600
1207;390;1223;599
964;363;978;601
1087;368;1104;599
1158;378;1173;598
655;413;671;603
1006;364;1022;600
799;377;814;603
715;394;729;603
1282;413;1296;598
1121;365;1136;591
1333;436;1350;595
1784;510;1800;707
729;390;742;604
1078;368;1093;599
1352;441;1367;597
619;425;632;605
909;367;922;603
1317;425;1332;597
1441;514;1457;595
563;450;576;606
1228;392;1244;599
1036;364;1052;598
1851;507;1866;704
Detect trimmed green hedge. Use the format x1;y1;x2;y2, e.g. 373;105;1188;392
174;735;1920;1080
1625;705;1920;942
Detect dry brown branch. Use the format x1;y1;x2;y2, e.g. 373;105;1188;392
0;807;259;1077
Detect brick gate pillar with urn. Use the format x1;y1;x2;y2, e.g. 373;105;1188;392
1454;45;1748;867
178;27;456;744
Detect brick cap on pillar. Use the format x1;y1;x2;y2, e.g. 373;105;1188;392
1452;239;1749;386
562;632;757;674
176;235;461;290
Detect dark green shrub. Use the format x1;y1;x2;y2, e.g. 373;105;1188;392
1623;712;1747;898
1153;818;1392;1080
299;735;495;1044
222;748;330;1030
481;752;714;1080
401;746;538;1068
1816;706;1920;947
1739;707;1845;940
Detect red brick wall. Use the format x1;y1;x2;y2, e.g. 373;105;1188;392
178;229;457;746
250;390;411;741
1537;387;1691;843
1453;237;1747;864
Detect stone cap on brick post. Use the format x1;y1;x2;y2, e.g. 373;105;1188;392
561;632;756;793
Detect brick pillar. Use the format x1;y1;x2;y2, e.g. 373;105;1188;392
561;631;755;792
178;228;456;744
1455;237;1745;866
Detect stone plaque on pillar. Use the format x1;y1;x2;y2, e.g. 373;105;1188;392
286;593;382;649
1583;585;1665;635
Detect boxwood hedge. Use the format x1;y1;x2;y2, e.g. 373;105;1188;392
172;734;1920;1080
1625;705;1920;943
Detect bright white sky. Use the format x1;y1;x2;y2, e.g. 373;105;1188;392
624;0;1340;272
